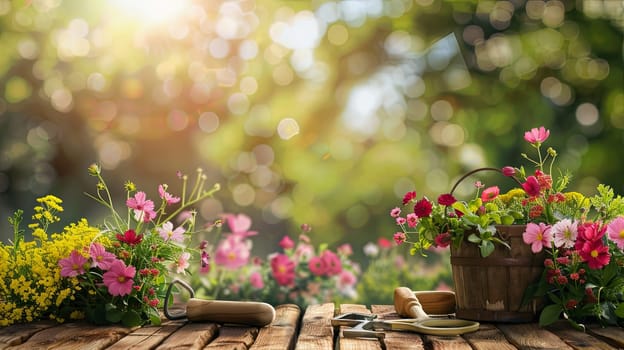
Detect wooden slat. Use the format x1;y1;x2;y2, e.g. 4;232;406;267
294;303;335;350
107;321;184;349
371;305;425;350
546;322;617;350
7;322;132;350
204;326;258;349
0;321;56;347
337;304;382;350
250;304;301;350
423;334;473;350
498;323;573;349
154;322;219;350
587;326;624;349
462;323;518;350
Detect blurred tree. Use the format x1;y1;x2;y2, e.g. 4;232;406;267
0;0;622;263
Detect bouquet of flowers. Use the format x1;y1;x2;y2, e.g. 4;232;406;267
192;219;360;308
391;126;624;327
1;165;219;327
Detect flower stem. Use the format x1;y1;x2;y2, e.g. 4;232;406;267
450;167;524;195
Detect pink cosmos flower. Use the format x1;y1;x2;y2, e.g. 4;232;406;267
406;213;418;228
395;217;406;225
172;252;191;274
524;126;550;144
551;219;578;248
522;176;541;197
158;184;180;205
89;243;117;270
157;221;185;243
579;240;610;269
413;198;432;218
249;271;264;289
393;232;407;245
59;250;89;277
214;235;251;269
606;216;624;249
337;270;357;290
279;235;295;249
102;260;136;296
270;253;295;286
308;256;327;276
390;207;401;218
575;222;606;251
481;186;500;202
337;243;353;256
224;213;257;237
523;222;553;253
126;191;157;223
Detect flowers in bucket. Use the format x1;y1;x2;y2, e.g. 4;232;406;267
192;220;360;308
1;165;220;327
390;126;624;327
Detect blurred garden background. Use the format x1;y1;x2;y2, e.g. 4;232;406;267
1;0;623;304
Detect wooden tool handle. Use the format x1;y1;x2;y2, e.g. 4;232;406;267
185;298;276;327
394;287;429;320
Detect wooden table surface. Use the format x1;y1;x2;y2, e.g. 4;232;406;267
1;303;623;349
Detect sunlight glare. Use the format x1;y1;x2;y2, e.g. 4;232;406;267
110;0;188;25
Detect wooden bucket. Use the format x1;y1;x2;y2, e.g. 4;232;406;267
450;225;545;323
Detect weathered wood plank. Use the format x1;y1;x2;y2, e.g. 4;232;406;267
498;323;573;349
0;321;56;347
107;321;184;349
154;322;218;350
586;326;624;349
545;322;617;350
461;323;517;350
7;322;132;350
204;326;258;349
294;303;335;350
337;304;382;350
371;305;425;350
250;304;301;350
423;334;474;350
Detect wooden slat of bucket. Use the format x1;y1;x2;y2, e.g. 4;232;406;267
295;303;335;350
154;322;218;350
250;304;301;350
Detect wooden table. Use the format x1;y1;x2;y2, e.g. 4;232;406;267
1;303;623;349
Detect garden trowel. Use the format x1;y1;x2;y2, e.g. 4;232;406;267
164;279;276;327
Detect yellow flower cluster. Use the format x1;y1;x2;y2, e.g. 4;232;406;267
0;196;101;326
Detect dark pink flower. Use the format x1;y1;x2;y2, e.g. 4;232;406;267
321;250;342;276
402;191;417;205
102;260;136;296
116;229;144;246
279;235;295;249
308;256;327;276
481;186;500;202
413;198;432;218
437;194;456;206
249;271;264;289
522;176;541;197
378;237;393;249
524;126;550;144
393;232;406;245
434;232;451;248
579;240;610;269
501;166;516;177
270;254;295;286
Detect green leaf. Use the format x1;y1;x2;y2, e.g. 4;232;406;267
501;215;514;225
106;307;123;323
480;241;494;257
615;302;624;318
122;309;144;327
468;234;481;243
539;304;563;327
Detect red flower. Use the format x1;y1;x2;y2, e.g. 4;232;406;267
522;176;541;197
579;240;610;269
402;191;417;205
270;254;295;286
413;198;432;218
481;186;499;202
501;166;516;177
116;229;143;246
434;232;451;248
437;194;456;206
